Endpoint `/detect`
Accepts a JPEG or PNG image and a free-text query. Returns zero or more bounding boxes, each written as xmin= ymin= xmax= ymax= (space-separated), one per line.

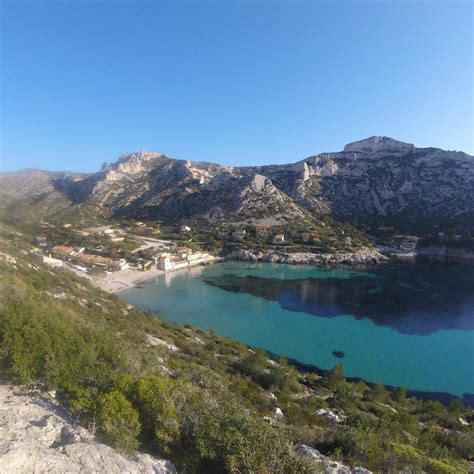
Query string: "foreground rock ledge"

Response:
xmin=0 ymin=384 xmax=176 ymax=473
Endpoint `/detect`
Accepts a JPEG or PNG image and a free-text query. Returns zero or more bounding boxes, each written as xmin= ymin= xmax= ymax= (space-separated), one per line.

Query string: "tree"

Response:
xmin=370 ymin=381 xmax=388 ymax=402
xmin=393 ymin=386 xmax=407 ymax=403
xmin=323 ymin=363 xmax=345 ymax=391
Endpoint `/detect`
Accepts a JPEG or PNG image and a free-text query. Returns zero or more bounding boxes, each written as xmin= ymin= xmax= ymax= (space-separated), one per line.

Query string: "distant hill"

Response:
xmin=2 ymin=136 xmax=473 ymax=233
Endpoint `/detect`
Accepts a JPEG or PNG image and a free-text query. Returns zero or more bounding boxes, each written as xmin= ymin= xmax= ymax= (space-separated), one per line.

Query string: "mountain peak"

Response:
xmin=343 ymin=136 xmax=414 ymax=154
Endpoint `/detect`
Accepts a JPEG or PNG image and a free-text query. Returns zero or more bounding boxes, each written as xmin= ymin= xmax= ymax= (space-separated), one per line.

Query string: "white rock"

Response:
xmin=146 ymin=335 xmax=179 ymax=352
xmin=315 ymin=408 xmax=343 ymax=423
xmin=0 ymin=384 xmax=176 ymax=473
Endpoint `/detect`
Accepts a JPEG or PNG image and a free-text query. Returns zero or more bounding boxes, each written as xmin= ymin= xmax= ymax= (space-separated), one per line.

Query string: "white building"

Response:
xmin=31 ymin=253 xmax=63 ymax=268
xmin=273 ymin=234 xmax=285 ymax=245
xmin=157 ymin=251 xmax=211 ymax=272
xmin=180 ymin=225 xmax=191 ymax=233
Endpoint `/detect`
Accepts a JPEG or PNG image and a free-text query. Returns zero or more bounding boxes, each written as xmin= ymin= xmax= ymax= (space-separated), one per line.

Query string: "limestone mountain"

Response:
xmin=1 ymin=137 xmax=473 ymax=232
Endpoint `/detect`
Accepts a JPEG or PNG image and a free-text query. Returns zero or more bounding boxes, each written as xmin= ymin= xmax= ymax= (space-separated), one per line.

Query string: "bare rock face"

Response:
xmin=343 ymin=136 xmax=414 ymax=155
xmin=0 ymin=384 xmax=176 ymax=473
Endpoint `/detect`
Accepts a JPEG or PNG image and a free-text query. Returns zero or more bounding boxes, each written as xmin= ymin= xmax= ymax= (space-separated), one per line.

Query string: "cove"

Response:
xmin=121 ymin=261 xmax=474 ymax=399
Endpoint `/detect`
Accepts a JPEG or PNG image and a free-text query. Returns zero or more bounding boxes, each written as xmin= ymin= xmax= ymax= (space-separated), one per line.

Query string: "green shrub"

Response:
xmin=132 ymin=374 xmax=181 ymax=449
xmin=96 ymin=390 xmax=141 ymax=453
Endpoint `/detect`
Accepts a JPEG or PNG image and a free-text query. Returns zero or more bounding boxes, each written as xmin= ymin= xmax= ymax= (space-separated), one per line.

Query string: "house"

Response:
xmin=255 ymin=224 xmax=268 ymax=236
xmin=231 ymin=229 xmax=246 ymax=240
xmin=301 ymin=231 xmax=320 ymax=243
xmin=76 ymin=253 xmax=129 ymax=271
xmin=273 ymin=234 xmax=285 ymax=245
xmin=180 ymin=225 xmax=191 ymax=233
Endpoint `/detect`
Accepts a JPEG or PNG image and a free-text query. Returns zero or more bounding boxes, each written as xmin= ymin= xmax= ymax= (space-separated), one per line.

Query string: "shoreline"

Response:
xmin=64 ymin=264 xmax=165 ymax=294
xmin=224 ymin=247 xmax=387 ymax=266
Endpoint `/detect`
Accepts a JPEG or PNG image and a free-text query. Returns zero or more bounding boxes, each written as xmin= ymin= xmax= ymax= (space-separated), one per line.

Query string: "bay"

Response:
xmin=121 ymin=261 xmax=474 ymax=398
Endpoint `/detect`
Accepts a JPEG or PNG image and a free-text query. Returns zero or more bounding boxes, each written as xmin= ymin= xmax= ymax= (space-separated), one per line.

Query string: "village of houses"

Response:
xmin=29 ymin=221 xmax=221 ymax=292
xmin=28 ymin=218 xmax=308 ymax=291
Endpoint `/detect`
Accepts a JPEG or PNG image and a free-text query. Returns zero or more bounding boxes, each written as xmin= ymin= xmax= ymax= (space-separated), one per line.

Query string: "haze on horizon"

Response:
xmin=1 ymin=0 xmax=472 ymax=173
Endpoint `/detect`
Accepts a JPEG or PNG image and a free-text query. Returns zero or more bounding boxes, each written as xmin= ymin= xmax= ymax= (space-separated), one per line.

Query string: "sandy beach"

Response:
xmin=64 ymin=264 xmax=165 ymax=293
xmin=93 ymin=267 xmax=165 ymax=293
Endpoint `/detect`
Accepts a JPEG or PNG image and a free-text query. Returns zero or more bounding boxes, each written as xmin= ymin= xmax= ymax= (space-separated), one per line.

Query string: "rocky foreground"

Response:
xmin=0 ymin=384 xmax=176 ymax=473
xmin=225 ymin=247 xmax=387 ymax=266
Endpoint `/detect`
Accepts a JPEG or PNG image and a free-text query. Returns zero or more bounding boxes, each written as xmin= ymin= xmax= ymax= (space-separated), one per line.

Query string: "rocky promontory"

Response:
xmin=225 ymin=247 xmax=387 ymax=266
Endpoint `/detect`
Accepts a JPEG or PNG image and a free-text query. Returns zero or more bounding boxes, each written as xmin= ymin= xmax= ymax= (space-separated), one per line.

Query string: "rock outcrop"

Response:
xmin=294 ymin=444 xmax=372 ymax=474
xmin=225 ymin=247 xmax=386 ymax=265
xmin=0 ymin=384 xmax=176 ymax=473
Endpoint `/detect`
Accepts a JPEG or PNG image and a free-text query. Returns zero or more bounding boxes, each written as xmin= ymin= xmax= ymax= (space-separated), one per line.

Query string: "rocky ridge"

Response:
xmin=0 ymin=384 xmax=176 ymax=473
xmin=2 ymin=136 xmax=472 ymax=232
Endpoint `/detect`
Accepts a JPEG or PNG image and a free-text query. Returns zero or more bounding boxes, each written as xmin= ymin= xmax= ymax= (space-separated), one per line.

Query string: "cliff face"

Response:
xmin=0 ymin=384 xmax=176 ymax=473
xmin=2 ymin=137 xmax=473 ymax=231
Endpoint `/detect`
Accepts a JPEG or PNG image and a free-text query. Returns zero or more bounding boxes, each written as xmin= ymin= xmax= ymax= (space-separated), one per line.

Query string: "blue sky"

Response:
xmin=1 ymin=1 xmax=472 ymax=172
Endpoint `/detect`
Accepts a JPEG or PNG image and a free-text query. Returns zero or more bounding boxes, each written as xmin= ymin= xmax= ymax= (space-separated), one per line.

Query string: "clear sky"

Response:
xmin=1 ymin=0 xmax=472 ymax=172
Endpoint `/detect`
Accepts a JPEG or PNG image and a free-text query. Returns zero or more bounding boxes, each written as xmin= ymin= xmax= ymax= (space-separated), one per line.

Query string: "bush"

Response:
xmin=96 ymin=390 xmax=141 ymax=453
xmin=131 ymin=374 xmax=181 ymax=449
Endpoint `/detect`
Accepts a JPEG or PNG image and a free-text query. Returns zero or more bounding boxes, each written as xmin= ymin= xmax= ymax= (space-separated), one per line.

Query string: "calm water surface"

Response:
xmin=122 ymin=261 xmax=474 ymax=398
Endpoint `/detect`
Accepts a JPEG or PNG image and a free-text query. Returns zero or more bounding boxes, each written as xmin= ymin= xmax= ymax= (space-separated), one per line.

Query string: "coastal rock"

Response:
xmin=0 ymin=384 xmax=176 ymax=473
xmin=225 ymin=248 xmax=386 ymax=266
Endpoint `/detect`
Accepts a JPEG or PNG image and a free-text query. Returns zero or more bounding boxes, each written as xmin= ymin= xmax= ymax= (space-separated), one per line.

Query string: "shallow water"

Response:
xmin=122 ymin=261 xmax=474 ymax=398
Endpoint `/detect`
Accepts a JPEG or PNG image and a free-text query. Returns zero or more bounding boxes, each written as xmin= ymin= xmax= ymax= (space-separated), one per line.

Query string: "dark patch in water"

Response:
xmin=332 ymin=350 xmax=345 ymax=358
xmin=202 ymin=262 xmax=474 ymax=335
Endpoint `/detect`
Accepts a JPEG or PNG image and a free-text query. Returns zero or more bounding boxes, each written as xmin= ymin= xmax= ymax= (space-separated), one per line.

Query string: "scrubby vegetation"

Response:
xmin=0 ymin=231 xmax=472 ymax=473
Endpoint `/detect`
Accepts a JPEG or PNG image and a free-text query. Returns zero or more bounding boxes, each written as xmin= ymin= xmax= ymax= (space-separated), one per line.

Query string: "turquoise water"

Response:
xmin=122 ymin=261 xmax=474 ymax=398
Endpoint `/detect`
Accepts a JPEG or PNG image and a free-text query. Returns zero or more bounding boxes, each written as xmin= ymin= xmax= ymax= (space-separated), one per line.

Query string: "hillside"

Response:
xmin=0 ymin=226 xmax=472 ymax=473
xmin=1 ymin=137 xmax=473 ymax=235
